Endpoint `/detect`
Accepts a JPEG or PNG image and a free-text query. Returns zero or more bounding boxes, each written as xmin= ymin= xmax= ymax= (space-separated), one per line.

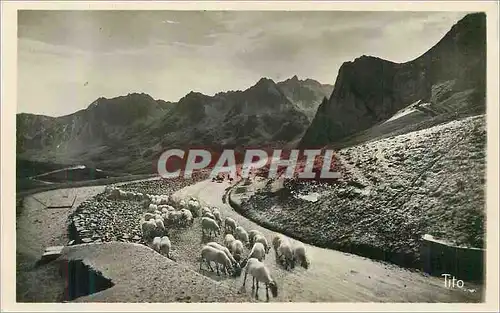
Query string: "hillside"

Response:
xmin=300 ymin=12 xmax=486 ymax=148
xmin=239 ymin=114 xmax=486 ymax=279
xmin=17 ymin=77 xmax=331 ymax=174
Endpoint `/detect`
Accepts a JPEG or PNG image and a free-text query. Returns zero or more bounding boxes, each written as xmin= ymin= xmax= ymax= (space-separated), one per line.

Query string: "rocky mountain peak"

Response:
xmin=299 ymin=12 xmax=486 ymax=148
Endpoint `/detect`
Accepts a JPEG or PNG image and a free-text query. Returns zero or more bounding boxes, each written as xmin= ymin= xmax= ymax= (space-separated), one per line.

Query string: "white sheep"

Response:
xmin=224 ymin=233 xmax=236 ymax=249
xmin=277 ymin=239 xmax=295 ymax=270
xmin=155 ymin=218 xmax=166 ymax=233
xmin=161 ymin=212 xmax=169 ymax=224
xmin=160 ymin=236 xmax=171 ymax=258
xmin=151 ymin=236 xmax=161 ymax=252
xmin=188 ymin=199 xmax=201 ymax=215
xmin=202 ymin=211 xmax=216 ymax=221
xmin=144 ymin=213 xmax=155 ymax=221
xmin=201 ymin=217 xmax=220 ymax=238
xmin=247 ymin=242 xmax=266 ymax=262
xmin=293 ymin=242 xmax=310 ymax=269
xmin=224 ymin=217 xmax=238 ymax=234
xmin=212 ymin=208 xmax=223 ymax=226
xmin=201 ymin=206 xmax=212 ymax=216
xmin=254 ymin=234 xmax=270 ymax=254
xmin=159 ymin=195 xmax=169 ymax=205
xmin=148 ymin=204 xmax=158 ymax=212
xmin=166 ymin=210 xmax=182 ymax=226
xmin=272 ymin=234 xmax=285 ymax=254
xmin=248 ymin=229 xmax=263 ymax=246
xmin=141 ymin=219 xmax=157 ymax=240
xmin=151 ymin=195 xmax=161 ymax=205
xmin=235 ymin=226 xmax=250 ymax=246
xmin=206 ymin=241 xmax=238 ymax=266
xmin=199 ymin=245 xmax=234 ymax=276
xmin=241 ymin=258 xmax=278 ymax=301
xmin=230 ymin=239 xmax=245 ymax=262
xmin=180 ymin=208 xmax=194 ymax=226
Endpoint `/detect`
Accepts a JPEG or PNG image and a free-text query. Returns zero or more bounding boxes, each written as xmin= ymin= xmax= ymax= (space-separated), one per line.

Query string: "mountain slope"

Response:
xmin=300 ymin=12 xmax=486 ymax=148
xmin=17 ymin=77 xmax=330 ymax=173
xmin=277 ymin=75 xmax=334 ymax=120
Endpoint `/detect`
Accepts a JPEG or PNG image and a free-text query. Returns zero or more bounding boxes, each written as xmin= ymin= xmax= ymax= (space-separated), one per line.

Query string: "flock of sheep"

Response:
xmin=104 ymin=186 xmax=310 ymax=301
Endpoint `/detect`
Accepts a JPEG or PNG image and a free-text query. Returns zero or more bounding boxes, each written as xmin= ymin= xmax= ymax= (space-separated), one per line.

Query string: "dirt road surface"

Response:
xmin=172 ymin=180 xmax=482 ymax=302
xmin=16 ymin=178 xmax=482 ymax=303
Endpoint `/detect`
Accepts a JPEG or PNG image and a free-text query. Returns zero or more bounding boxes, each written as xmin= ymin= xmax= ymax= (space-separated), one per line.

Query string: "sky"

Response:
xmin=17 ymin=10 xmax=469 ymax=117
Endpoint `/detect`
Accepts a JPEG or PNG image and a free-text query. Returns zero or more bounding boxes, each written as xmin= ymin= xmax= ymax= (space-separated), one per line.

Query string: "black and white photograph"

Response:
xmin=2 ymin=0 xmax=499 ymax=310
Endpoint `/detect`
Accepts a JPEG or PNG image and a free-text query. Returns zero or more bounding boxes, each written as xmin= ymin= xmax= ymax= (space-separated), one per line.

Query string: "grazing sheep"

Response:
xmin=159 ymin=195 xmax=169 ymax=205
xmin=200 ymin=245 xmax=234 ymax=276
xmin=212 ymin=208 xmax=223 ymax=226
xmin=179 ymin=199 xmax=187 ymax=209
xmin=186 ymin=199 xmax=201 ymax=217
xmin=151 ymin=236 xmax=162 ymax=252
xmin=201 ymin=217 xmax=220 ymax=238
xmin=235 ymin=226 xmax=250 ymax=246
xmin=293 ymin=242 xmax=310 ymax=269
xmin=224 ymin=233 xmax=236 ymax=249
xmin=159 ymin=205 xmax=169 ymax=213
xmin=230 ymin=239 xmax=245 ymax=262
xmin=206 ymin=242 xmax=238 ymax=267
xmin=202 ymin=211 xmax=216 ymax=221
xmin=247 ymin=242 xmax=266 ymax=262
xmin=155 ymin=218 xmax=166 ymax=233
xmin=161 ymin=212 xmax=169 ymax=225
xmin=277 ymin=240 xmax=295 ymax=270
xmin=148 ymin=204 xmax=158 ymax=212
xmin=166 ymin=210 xmax=182 ymax=226
xmin=201 ymin=207 xmax=212 ymax=216
xmin=248 ymin=230 xmax=263 ymax=246
xmin=254 ymin=234 xmax=270 ymax=254
xmin=144 ymin=213 xmax=155 ymax=221
xmin=272 ymin=234 xmax=285 ymax=254
xmin=160 ymin=236 xmax=171 ymax=258
xmin=241 ymin=258 xmax=278 ymax=301
xmin=180 ymin=208 xmax=194 ymax=226
xmin=224 ymin=217 xmax=238 ymax=234
xmin=141 ymin=219 xmax=157 ymax=240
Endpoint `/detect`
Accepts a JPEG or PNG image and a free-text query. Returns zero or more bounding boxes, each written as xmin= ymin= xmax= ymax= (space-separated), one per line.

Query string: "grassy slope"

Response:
xmin=238 ymin=115 xmax=485 ymax=268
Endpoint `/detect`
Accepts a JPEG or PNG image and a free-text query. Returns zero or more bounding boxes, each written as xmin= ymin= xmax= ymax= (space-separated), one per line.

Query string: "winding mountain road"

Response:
xmin=171 ymin=179 xmax=482 ymax=302
xmin=16 ymin=178 xmax=483 ymax=303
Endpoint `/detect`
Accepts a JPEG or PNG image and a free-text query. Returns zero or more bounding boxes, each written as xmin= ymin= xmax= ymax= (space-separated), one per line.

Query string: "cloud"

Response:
xmin=17 ymin=10 xmax=468 ymax=116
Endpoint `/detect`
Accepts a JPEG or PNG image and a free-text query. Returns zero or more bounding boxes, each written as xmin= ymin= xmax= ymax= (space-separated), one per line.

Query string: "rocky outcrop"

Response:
xmin=17 ymin=93 xmax=166 ymax=154
xmin=277 ymin=75 xmax=334 ymax=120
xmin=300 ymin=12 xmax=486 ymax=147
xmin=17 ymin=77 xmax=330 ymax=173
